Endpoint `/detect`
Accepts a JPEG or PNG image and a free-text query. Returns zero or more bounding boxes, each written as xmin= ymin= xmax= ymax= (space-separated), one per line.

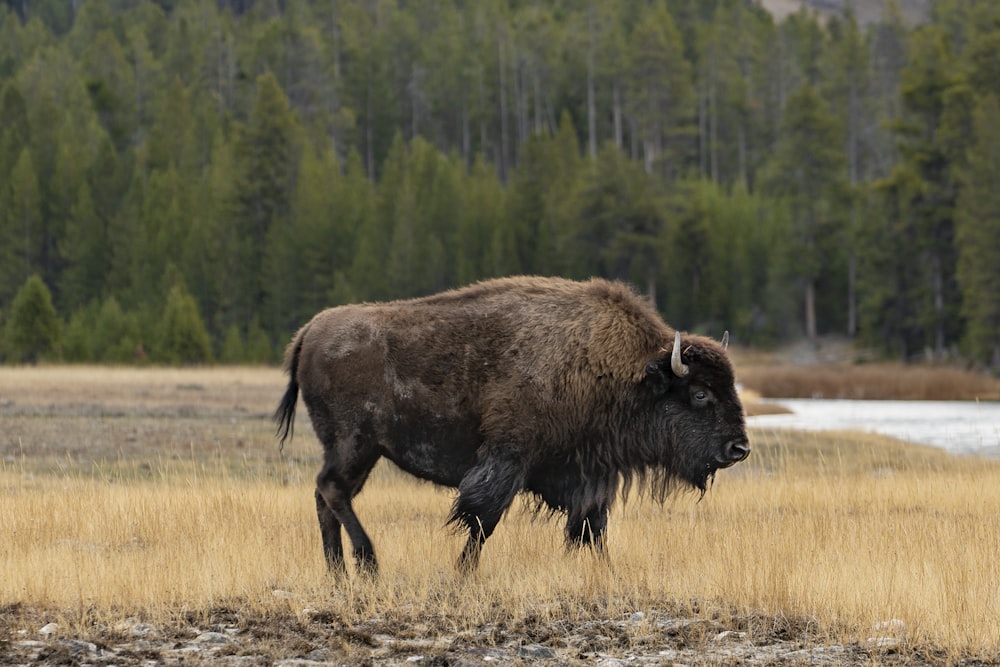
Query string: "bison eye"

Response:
xmin=691 ymin=388 xmax=712 ymax=407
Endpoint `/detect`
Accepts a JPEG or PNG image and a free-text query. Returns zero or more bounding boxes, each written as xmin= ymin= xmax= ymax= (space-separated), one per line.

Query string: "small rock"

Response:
xmin=868 ymin=636 xmax=902 ymax=649
xmin=405 ymin=656 xmax=425 ymax=663
xmin=39 ymin=623 xmax=59 ymax=637
xmin=131 ymin=623 xmax=160 ymax=638
xmin=13 ymin=640 xmax=47 ymax=650
xmin=193 ymin=631 xmax=237 ymax=644
xmin=873 ymin=618 xmax=906 ymax=635
xmin=868 ymin=618 xmax=906 ymax=650
xmin=517 ymin=644 xmax=556 ymax=659
xmin=63 ymin=639 xmax=99 ymax=656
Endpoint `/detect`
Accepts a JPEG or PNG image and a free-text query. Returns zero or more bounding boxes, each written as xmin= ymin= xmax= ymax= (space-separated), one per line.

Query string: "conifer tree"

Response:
xmin=220 ymin=324 xmax=246 ymax=364
xmin=93 ymin=296 xmax=142 ymax=363
xmin=625 ymin=3 xmax=694 ymax=179
xmin=4 ymin=274 xmax=60 ymax=363
xmin=62 ymin=304 xmax=98 ymax=363
xmin=59 ymin=183 xmax=106 ymax=309
xmin=760 ymin=84 xmax=846 ymax=342
xmin=8 ymin=148 xmax=41 ymax=285
xmin=156 ymin=283 xmax=213 ymax=364
xmin=875 ymin=25 xmax=964 ymax=357
xmin=231 ymin=71 xmax=300 ymax=332
xmin=956 ymin=94 xmax=1000 ymax=368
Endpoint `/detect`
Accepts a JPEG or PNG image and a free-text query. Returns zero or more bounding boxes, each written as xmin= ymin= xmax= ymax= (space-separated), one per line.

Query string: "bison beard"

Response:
xmin=274 ymin=276 xmax=749 ymax=575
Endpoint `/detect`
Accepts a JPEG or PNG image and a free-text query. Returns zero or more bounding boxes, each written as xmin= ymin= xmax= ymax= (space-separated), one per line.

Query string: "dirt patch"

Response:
xmin=2 ymin=603 xmax=937 ymax=666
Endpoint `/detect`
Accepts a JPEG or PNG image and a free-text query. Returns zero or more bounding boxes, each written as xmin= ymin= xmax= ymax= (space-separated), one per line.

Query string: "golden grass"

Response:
xmin=738 ymin=362 xmax=1000 ymax=401
xmin=3 ymin=365 xmax=1000 ymax=662
xmin=3 ymin=430 xmax=1000 ymax=659
xmin=0 ymin=364 xmax=279 ymax=413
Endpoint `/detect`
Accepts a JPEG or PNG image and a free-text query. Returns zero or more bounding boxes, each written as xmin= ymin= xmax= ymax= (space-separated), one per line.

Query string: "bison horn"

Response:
xmin=721 ymin=331 xmax=729 ymax=350
xmin=671 ymin=331 xmax=690 ymax=377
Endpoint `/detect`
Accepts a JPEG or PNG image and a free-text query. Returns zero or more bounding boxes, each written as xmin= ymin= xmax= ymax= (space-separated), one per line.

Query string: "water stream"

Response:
xmin=747 ymin=398 xmax=1000 ymax=456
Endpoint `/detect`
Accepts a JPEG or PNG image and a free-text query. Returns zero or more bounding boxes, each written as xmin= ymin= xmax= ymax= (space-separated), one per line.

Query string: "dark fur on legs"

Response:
xmin=449 ymin=451 xmax=527 ymax=572
xmin=314 ymin=448 xmax=381 ymax=576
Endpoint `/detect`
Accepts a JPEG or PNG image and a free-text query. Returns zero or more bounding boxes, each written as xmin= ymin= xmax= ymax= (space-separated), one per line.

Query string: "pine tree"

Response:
xmin=59 ymin=183 xmax=107 ymax=309
xmin=220 ymin=324 xmax=246 ymax=364
xmin=956 ymin=94 xmax=1000 ymax=368
xmin=760 ymin=84 xmax=846 ymax=342
xmin=625 ymin=3 xmax=695 ymax=179
xmin=8 ymin=148 xmax=41 ymax=286
xmin=230 ymin=71 xmax=300 ymax=332
xmin=62 ymin=303 xmax=98 ymax=363
xmin=880 ymin=25 xmax=965 ymax=358
xmin=353 ymin=132 xmax=406 ymax=301
xmin=4 ymin=274 xmax=60 ymax=363
xmin=456 ymin=154 xmax=505 ymax=284
xmin=92 ymin=296 xmax=143 ymax=363
xmin=0 ymin=82 xmax=30 ymax=303
xmin=156 ymin=284 xmax=213 ymax=365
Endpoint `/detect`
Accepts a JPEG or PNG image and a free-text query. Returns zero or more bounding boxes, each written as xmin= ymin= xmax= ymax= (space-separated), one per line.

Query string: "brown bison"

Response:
xmin=275 ymin=276 xmax=749 ymax=574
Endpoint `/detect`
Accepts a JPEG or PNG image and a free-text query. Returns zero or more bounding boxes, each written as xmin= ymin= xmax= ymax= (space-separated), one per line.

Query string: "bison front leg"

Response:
xmin=566 ymin=505 xmax=609 ymax=553
xmin=450 ymin=452 xmax=526 ymax=573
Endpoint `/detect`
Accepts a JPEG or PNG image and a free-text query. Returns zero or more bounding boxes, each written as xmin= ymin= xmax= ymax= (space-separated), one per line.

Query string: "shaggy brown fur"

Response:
xmin=276 ymin=276 xmax=749 ymax=574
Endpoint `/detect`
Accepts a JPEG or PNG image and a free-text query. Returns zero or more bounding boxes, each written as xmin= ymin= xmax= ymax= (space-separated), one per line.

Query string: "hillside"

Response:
xmin=759 ymin=0 xmax=930 ymax=25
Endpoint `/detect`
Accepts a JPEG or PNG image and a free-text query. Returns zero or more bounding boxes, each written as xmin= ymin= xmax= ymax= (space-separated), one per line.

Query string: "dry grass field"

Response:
xmin=738 ymin=361 xmax=1000 ymax=401
xmin=2 ymin=365 xmax=1000 ymax=665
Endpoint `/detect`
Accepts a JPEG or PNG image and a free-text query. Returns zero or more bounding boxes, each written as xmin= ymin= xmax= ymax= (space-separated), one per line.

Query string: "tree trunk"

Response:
xmin=698 ymin=76 xmax=707 ymax=178
xmin=533 ymin=70 xmax=543 ymax=136
xmin=613 ymin=80 xmax=623 ymax=150
xmin=497 ymin=23 xmax=509 ymax=182
xmin=365 ymin=82 xmax=375 ymax=182
xmin=805 ymin=279 xmax=817 ymax=343
xmin=587 ymin=7 xmax=597 ymax=159
xmin=708 ymin=53 xmax=718 ymax=184
xmin=847 ymin=250 xmax=857 ymax=337
xmin=933 ymin=254 xmax=944 ymax=358
xmin=646 ymin=268 xmax=657 ymax=309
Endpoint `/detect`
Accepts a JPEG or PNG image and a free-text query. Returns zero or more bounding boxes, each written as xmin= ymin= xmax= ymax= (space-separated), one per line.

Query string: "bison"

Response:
xmin=275 ymin=276 xmax=749 ymax=574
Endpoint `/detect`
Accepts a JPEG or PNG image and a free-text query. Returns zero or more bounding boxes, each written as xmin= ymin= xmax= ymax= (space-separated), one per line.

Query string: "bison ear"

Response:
xmin=643 ymin=357 xmax=673 ymax=394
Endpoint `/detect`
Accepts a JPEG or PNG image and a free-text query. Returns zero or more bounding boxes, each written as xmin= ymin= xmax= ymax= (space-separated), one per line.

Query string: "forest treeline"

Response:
xmin=1 ymin=0 xmax=999 ymax=368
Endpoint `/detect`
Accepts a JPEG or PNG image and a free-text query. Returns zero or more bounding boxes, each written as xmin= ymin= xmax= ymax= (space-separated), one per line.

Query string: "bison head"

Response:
xmin=642 ymin=331 xmax=750 ymax=492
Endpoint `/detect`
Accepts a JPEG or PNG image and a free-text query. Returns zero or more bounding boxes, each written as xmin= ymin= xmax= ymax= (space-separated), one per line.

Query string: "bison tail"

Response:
xmin=274 ymin=326 xmax=307 ymax=451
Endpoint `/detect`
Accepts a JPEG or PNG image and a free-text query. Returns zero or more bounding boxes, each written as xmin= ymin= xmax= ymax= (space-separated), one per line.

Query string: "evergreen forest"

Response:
xmin=1 ymin=0 xmax=1000 ymax=369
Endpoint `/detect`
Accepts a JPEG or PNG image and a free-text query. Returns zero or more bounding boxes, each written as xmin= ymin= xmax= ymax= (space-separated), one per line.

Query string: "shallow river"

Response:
xmin=747 ymin=398 xmax=1000 ymax=457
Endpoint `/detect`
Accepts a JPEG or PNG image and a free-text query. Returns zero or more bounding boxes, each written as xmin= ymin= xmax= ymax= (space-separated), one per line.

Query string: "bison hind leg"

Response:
xmin=315 ymin=489 xmax=346 ymax=573
xmin=315 ymin=445 xmax=381 ymax=577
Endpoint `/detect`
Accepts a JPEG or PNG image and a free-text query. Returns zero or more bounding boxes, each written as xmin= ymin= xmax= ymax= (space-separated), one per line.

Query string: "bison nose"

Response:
xmin=725 ymin=439 xmax=751 ymax=463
